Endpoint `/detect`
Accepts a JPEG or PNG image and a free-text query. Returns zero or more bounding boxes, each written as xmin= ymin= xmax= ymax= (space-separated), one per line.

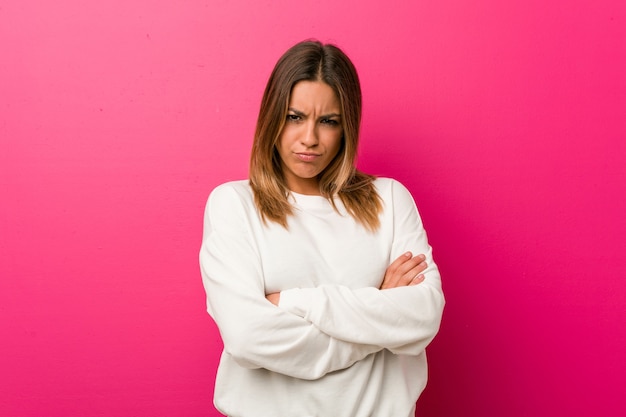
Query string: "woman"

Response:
xmin=200 ymin=40 xmax=444 ymax=417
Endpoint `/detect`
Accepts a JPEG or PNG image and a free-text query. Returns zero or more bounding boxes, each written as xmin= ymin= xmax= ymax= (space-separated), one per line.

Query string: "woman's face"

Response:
xmin=277 ymin=80 xmax=343 ymax=195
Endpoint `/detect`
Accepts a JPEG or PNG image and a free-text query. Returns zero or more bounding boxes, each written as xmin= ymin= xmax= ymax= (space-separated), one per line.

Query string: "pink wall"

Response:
xmin=1 ymin=0 xmax=624 ymax=416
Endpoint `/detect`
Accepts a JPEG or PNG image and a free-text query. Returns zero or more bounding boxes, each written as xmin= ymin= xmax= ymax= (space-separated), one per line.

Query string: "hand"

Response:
xmin=379 ymin=252 xmax=427 ymax=290
xmin=266 ymin=292 xmax=280 ymax=306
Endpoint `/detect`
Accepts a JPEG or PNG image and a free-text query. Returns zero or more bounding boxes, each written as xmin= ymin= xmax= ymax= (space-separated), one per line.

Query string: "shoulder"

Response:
xmin=373 ymin=177 xmax=413 ymax=199
xmin=204 ymin=180 xmax=257 ymax=232
xmin=210 ymin=179 xmax=252 ymax=195
xmin=372 ymin=177 xmax=419 ymax=216
xmin=208 ymin=180 xmax=254 ymax=204
xmin=206 ymin=180 xmax=256 ymax=216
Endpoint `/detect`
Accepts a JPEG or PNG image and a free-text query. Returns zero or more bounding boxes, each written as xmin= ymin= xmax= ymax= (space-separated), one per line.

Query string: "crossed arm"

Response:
xmin=266 ymin=251 xmax=428 ymax=305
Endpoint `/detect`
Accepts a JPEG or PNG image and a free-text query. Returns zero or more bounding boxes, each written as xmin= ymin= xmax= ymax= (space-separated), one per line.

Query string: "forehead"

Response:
xmin=289 ymin=81 xmax=340 ymax=111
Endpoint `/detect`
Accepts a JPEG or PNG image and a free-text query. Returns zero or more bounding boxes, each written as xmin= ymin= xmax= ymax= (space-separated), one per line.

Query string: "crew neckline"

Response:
xmin=288 ymin=190 xmax=341 ymax=212
xmin=289 ymin=190 xmax=326 ymax=198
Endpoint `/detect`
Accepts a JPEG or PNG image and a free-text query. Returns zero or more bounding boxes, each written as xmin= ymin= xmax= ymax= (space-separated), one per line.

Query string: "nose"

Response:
xmin=300 ymin=121 xmax=318 ymax=147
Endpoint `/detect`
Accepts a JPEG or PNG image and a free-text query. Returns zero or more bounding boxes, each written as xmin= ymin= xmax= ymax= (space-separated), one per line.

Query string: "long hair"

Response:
xmin=249 ymin=40 xmax=382 ymax=231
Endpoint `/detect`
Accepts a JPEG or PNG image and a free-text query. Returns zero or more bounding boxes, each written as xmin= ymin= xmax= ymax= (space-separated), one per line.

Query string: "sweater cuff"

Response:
xmin=278 ymin=288 xmax=311 ymax=318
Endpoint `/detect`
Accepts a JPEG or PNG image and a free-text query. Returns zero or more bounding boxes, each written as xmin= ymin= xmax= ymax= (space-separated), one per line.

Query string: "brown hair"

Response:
xmin=249 ymin=40 xmax=382 ymax=230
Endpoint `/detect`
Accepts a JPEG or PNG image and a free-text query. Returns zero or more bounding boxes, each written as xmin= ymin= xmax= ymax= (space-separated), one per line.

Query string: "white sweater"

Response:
xmin=200 ymin=177 xmax=444 ymax=417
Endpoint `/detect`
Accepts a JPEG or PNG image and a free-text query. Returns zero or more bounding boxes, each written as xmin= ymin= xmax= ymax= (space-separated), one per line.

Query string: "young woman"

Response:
xmin=200 ymin=40 xmax=444 ymax=417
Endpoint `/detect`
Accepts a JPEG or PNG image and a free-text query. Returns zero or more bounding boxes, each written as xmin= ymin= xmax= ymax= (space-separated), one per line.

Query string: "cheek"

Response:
xmin=278 ymin=126 xmax=295 ymax=150
xmin=328 ymin=132 xmax=343 ymax=158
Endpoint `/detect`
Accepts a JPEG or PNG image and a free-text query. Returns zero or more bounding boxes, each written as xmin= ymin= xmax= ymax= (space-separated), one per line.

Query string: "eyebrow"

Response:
xmin=288 ymin=107 xmax=342 ymax=118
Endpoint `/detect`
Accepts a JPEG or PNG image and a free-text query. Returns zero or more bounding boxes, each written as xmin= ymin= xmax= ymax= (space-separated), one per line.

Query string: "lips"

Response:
xmin=295 ymin=152 xmax=320 ymax=162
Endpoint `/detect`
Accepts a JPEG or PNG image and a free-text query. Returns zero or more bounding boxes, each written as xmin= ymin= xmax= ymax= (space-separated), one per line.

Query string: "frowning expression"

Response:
xmin=276 ymin=80 xmax=343 ymax=195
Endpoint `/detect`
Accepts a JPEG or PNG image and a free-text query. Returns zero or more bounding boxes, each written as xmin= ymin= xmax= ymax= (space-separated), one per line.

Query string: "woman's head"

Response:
xmin=250 ymin=40 xmax=381 ymax=230
xmin=250 ymin=40 xmax=362 ymax=196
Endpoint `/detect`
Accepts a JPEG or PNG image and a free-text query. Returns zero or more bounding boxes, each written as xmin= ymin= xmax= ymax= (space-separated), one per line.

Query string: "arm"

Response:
xmin=267 ymin=251 xmax=428 ymax=302
xmin=200 ymin=184 xmax=381 ymax=380
xmin=275 ymin=180 xmax=445 ymax=355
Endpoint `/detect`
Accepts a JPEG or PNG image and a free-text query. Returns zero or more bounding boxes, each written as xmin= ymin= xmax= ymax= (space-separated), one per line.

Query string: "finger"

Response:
xmin=409 ymin=274 xmax=426 ymax=286
xmin=381 ymin=253 xmax=427 ymax=289
xmin=413 ymin=258 xmax=428 ymax=275
xmin=399 ymin=257 xmax=428 ymax=285
xmin=381 ymin=252 xmax=413 ymax=288
xmin=395 ymin=254 xmax=426 ymax=278
xmin=386 ymin=252 xmax=413 ymax=275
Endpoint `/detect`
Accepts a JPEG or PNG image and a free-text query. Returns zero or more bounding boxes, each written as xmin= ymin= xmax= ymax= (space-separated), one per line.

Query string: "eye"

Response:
xmin=286 ymin=114 xmax=301 ymax=122
xmin=321 ymin=118 xmax=339 ymax=126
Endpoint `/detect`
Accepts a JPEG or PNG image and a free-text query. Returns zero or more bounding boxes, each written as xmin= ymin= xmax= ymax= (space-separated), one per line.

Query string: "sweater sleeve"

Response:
xmin=278 ymin=179 xmax=445 ymax=355
xmin=199 ymin=184 xmax=381 ymax=380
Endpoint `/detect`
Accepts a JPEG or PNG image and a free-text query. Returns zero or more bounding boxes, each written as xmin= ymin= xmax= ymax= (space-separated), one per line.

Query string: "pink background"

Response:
xmin=1 ymin=0 xmax=625 ymax=416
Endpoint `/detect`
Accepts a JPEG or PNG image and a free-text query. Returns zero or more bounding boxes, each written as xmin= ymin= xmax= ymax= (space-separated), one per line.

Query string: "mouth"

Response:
xmin=295 ymin=152 xmax=321 ymax=162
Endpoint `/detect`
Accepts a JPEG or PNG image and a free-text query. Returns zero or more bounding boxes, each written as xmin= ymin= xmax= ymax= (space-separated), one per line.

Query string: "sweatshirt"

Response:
xmin=199 ymin=177 xmax=444 ymax=417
